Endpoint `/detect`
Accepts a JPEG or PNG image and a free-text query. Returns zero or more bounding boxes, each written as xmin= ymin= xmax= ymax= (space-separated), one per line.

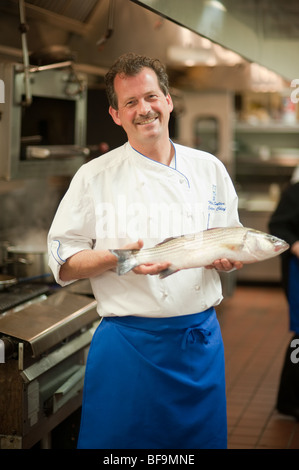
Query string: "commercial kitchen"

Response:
xmin=0 ymin=0 xmax=299 ymax=449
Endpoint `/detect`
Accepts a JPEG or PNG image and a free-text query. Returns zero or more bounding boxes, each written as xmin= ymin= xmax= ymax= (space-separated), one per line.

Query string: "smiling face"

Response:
xmin=109 ymin=67 xmax=173 ymax=153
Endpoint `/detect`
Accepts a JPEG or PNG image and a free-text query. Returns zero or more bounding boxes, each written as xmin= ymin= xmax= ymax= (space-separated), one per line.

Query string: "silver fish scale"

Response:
xmin=134 ymin=227 xmax=248 ymax=265
xmin=111 ymin=226 xmax=289 ymax=276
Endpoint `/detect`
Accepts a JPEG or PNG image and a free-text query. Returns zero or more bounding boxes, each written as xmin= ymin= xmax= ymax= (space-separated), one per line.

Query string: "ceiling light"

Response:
xmin=204 ymin=0 xmax=227 ymax=12
xmin=167 ymin=46 xmax=216 ymax=66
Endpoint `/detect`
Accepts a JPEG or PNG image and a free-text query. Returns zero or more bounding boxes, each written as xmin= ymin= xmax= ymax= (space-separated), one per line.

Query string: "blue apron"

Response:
xmin=77 ymin=308 xmax=227 ymax=449
xmin=288 ymin=256 xmax=299 ymax=334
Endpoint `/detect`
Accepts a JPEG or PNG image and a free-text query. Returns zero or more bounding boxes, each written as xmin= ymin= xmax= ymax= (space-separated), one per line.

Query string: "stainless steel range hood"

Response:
xmin=0 ymin=0 xmax=293 ymax=90
xmin=132 ymin=0 xmax=299 ymax=81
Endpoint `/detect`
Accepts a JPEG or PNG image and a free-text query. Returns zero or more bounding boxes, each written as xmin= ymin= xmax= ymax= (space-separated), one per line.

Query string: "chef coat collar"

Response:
xmin=129 ymin=139 xmax=176 ymax=169
xmin=127 ymin=141 xmax=190 ymax=188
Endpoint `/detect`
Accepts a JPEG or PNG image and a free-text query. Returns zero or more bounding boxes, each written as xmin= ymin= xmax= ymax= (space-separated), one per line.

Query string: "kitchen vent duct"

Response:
xmin=25 ymin=0 xmax=99 ymax=23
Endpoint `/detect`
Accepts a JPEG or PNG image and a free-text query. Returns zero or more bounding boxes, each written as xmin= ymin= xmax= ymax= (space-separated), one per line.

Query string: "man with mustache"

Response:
xmin=48 ymin=53 xmax=242 ymax=449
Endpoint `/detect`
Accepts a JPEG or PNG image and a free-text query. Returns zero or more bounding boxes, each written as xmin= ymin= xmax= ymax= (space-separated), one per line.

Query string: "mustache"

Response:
xmin=134 ymin=112 xmax=159 ymax=125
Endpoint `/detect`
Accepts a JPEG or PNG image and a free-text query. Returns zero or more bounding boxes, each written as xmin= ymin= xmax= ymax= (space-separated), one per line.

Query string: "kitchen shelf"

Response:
xmin=235 ymin=122 xmax=299 ymax=133
xmin=234 ymin=121 xmax=299 ymax=183
xmin=234 ymin=119 xmax=299 ymax=282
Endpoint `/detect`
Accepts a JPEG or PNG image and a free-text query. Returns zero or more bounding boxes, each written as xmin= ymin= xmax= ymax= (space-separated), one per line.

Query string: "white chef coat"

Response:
xmin=48 ymin=141 xmax=241 ymax=318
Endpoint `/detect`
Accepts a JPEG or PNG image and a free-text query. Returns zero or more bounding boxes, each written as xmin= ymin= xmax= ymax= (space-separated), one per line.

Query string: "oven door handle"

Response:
xmin=51 ymin=365 xmax=86 ymax=414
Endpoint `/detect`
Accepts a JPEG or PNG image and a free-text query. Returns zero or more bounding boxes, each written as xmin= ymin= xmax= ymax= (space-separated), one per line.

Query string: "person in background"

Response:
xmin=269 ymin=165 xmax=299 ymax=421
xmin=48 ymin=53 xmax=243 ymax=449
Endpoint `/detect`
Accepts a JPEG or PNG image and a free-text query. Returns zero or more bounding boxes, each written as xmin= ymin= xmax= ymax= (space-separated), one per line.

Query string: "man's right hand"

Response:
xmin=123 ymin=239 xmax=171 ymax=276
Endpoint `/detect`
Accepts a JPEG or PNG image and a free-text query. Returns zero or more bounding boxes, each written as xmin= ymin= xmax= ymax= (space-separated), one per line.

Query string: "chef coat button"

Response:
xmin=179 ymin=179 xmax=185 ymax=184
xmin=194 ymin=285 xmax=201 ymax=291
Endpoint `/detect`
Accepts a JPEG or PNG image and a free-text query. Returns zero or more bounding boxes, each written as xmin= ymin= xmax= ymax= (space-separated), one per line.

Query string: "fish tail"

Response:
xmin=109 ymin=249 xmax=138 ymax=275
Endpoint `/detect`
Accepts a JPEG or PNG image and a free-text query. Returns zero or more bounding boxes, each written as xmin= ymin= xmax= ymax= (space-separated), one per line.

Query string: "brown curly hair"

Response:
xmin=105 ymin=53 xmax=169 ymax=110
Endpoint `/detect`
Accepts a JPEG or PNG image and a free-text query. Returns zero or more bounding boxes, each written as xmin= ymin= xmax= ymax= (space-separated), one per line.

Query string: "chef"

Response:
xmin=48 ymin=53 xmax=242 ymax=449
xmin=269 ymin=166 xmax=299 ymax=420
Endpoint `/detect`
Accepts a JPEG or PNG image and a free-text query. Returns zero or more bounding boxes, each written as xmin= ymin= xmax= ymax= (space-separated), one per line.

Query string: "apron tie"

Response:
xmin=181 ymin=326 xmax=211 ymax=350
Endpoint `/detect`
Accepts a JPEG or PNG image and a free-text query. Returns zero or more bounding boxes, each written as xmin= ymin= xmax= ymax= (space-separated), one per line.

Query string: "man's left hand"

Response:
xmin=205 ymin=259 xmax=243 ymax=272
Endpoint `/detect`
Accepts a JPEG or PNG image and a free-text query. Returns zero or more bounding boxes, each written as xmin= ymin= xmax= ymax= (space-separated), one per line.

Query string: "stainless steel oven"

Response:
xmin=0 ymin=62 xmax=88 ymax=180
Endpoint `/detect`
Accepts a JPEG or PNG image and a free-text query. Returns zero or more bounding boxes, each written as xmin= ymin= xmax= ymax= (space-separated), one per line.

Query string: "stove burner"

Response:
xmin=0 ymin=283 xmax=50 ymax=313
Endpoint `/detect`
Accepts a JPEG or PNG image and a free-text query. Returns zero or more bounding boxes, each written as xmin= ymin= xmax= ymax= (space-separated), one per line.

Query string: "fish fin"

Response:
xmin=156 ymin=233 xmax=196 ymax=246
xmin=109 ymin=249 xmax=137 ymax=275
xmin=159 ymin=267 xmax=180 ymax=279
xmin=156 ymin=235 xmax=182 ymax=246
